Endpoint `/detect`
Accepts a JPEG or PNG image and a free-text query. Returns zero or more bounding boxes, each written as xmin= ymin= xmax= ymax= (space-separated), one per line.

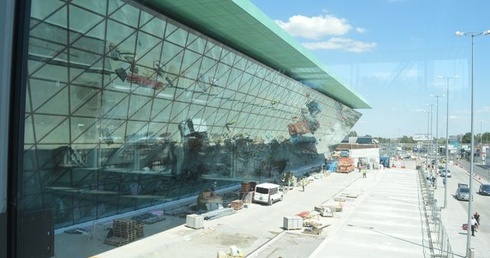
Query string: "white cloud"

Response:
xmin=370 ymin=72 xmax=391 ymax=80
xmin=403 ymin=68 xmax=420 ymax=78
xmin=276 ymin=14 xmax=376 ymax=53
xmin=275 ymin=15 xmax=351 ymax=39
xmin=476 ymin=106 xmax=490 ymax=114
xmin=302 ymin=37 xmax=377 ymax=53
xmin=356 ymin=28 xmax=366 ymax=33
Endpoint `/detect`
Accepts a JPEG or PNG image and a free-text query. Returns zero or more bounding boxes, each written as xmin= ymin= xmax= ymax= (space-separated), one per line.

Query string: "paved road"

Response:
xmin=433 ymin=160 xmax=490 ymax=258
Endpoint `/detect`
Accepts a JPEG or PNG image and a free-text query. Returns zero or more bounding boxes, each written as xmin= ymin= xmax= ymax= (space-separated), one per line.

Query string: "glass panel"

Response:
xmin=220 ymin=50 xmax=234 ymax=66
xmin=24 ymin=117 xmax=35 ymax=145
xmin=135 ymin=31 xmax=162 ymax=67
xmin=36 ymin=87 xmax=69 ymax=115
xmin=29 ymin=78 xmax=66 ymax=111
xmin=71 ymin=68 xmax=104 ymax=89
xmin=31 ymin=114 xmax=67 ymax=142
xmin=181 ymin=49 xmax=202 ymax=80
xmin=204 ymin=41 xmax=222 ymax=60
xmin=128 ymin=95 xmax=152 ymax=120
xmin=106 ymin=20 xmax=137 ymax=51
xmin=227 ymin=67 xmax=243 ymax=91
xmin=72 ymin=1 xmax=107 ymax=16
xmin=162 ymin=43 xmax=184 ymax=79
xmin=42 ymin=5 xmax=67 ymax=31
xmin=150 ymin=97 xmax=172 ymax=116
xmin=186 ymin=35 xmax=206 ymax=54
xmin=69 ymin=5 xmax=105 ymax=44
xmin=109 ymin=2 xmax=140 ymax=28
xmin=234 ymin=56 xmax=246 ymax=71
xmin=140 ymin=15 xmax=166 ymax=38
xmin=102 ymin=91 xmax=129 ymax=119
xmin=30 ymin=0 xmax=64 ymax=21
xmin=19 ymin=3 xmax=365 ymax=257
xmin=70 ymin=117 xmax=98 ymax=144
xmin=39 ymin=120 xmax=70 ymax=144
xmin=165 ymin=24 xmax=188 ymax=46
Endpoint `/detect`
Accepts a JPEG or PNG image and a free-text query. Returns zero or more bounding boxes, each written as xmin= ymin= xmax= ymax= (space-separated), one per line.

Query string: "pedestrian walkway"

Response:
xmin=93 ymin=162 xmax=436 ymax=258
xmin=311 ymin=165 xmax=430 ymax=257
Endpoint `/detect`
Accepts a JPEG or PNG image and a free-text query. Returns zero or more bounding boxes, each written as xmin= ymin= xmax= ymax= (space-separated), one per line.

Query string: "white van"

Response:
xmin=253 ymin=183 xmax=283 ymax=205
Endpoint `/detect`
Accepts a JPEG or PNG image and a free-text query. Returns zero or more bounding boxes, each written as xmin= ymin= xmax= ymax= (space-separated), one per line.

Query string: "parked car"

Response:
xmin=478 ymin=184 xmax=490 ymax=196
xmin=456 ymin=183 xmax=471 ymax=201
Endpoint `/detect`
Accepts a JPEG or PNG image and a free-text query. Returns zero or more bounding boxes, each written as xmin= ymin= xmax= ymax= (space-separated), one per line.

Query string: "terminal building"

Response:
xmin=0 ymin=0 xmax=369 ymax=256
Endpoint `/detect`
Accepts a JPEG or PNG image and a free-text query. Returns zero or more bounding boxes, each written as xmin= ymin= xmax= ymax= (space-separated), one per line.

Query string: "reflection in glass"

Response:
xmin=23 ymin=0 xmax=361 ymax=231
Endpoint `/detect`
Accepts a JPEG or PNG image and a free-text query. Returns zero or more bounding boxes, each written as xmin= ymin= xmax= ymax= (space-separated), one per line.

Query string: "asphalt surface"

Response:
xmin=433 ymin=160 xmax=490 ymax=258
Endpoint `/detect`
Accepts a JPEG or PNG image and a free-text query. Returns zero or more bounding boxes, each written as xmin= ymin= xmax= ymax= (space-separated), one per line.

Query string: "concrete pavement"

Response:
xmin=53 ymin=159 xmax=490 ymax=258
xmin=92 ymin=161 xmax=443 ymax=258
xmin=310 ymin=166 xmax=430 ymax=258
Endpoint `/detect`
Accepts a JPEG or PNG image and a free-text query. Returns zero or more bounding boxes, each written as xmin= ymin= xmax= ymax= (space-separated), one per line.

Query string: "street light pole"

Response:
xmin=456 ymin=29 xmax=490 ymax=257
xmin=481 ymin=120 xmax=483 ymax=163
xmin=425 ymin=110 xmax=430 ymax=156
xmin=438 ymin=75 xmax=458 ymax=209
xmin=431 ymin=94 xmax=444 ymax=188
xmin=428 ymin=104 xmax=434 ymax=161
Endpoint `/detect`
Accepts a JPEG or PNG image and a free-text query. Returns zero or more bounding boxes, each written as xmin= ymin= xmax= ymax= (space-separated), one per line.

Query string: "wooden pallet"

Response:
xmin=112 ymin=219 xmax=144 ymax=240
xmin=104 ymin=236 xmax=129 ymax=247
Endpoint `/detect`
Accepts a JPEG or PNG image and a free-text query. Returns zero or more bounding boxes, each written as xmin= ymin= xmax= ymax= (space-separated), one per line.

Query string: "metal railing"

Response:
xmin=418 ymin=166 xmax=454 ymax=257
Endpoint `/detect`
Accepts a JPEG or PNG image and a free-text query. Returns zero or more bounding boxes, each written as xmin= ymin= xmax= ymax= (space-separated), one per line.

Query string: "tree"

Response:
xmin=377 ymin=137 xmax=391 ymax=144
xmin=348 ymin=131 xmax=358 ymax=137
xmin=483 ymin=132 xmax=490 ymax=144
xmin=399 ymin=135 xmax=416 ymax=144
xmin=461 ymin=133 xmax=473 ymax=144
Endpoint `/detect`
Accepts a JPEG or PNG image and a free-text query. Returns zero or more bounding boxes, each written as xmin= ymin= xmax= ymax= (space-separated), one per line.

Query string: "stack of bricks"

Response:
xmin=104 ymin=219 xmax=144 ymax=246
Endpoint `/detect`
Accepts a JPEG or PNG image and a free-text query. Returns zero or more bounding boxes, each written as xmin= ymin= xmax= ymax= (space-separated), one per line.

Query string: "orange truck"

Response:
xmin=336 ymin=150 xmax=355 ymax=173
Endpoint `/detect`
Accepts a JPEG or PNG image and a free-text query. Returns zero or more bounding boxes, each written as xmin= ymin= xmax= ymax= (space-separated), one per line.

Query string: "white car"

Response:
xmin=439 ymin=169 xmax=451 ymax=178
xmin=456 ymin=183 xmax=470 ymax=201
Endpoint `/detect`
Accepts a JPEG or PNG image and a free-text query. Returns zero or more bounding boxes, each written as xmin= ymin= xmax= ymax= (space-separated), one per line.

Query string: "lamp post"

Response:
xmin=425 ymin=110 xmax=430 ymax=156
xmin=438 ymin=75 xmax=458 ymax=209
xmin=455 ymin=29 xmax=490 ymax=257
xmin=428 ymin=104 xmax=434 ymax=161
xmin=431 ymin=94 xmax=444 ymax=187
xmin=480 ymin=120 xmax=483 ymax=163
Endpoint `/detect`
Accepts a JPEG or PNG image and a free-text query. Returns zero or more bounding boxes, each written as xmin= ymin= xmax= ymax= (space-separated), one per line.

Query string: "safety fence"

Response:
xmin=418 ymin=167 xmax=454 ymax=258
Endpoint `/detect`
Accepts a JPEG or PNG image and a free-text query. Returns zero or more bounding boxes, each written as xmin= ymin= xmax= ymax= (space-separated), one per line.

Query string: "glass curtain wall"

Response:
xmin=23 ymin=0 xmax=361 ymax=229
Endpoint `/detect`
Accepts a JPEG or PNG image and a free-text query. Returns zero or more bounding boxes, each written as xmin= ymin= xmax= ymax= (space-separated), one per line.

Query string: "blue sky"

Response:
xmin=250 ymin=0 xmax=490 ymax=139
